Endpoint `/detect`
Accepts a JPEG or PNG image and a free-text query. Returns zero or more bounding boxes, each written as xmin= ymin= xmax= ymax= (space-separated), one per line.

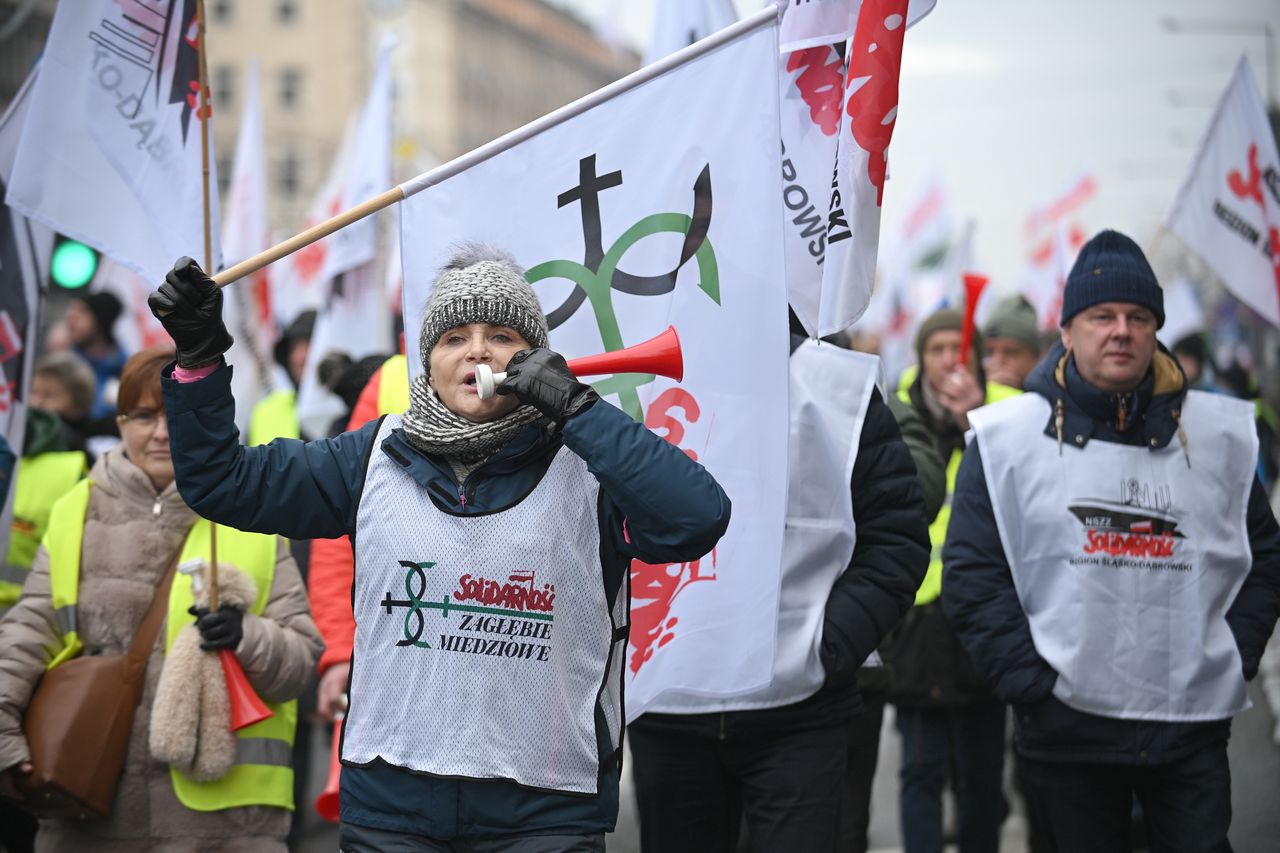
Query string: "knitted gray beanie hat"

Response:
xmin=419 ymin=243 xmax=549 ymax=370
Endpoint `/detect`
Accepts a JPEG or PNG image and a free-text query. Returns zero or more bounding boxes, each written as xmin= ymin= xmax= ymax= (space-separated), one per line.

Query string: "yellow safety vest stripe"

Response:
xmin=43 ymin=481 xmax=295 ymax=811
xmin=376 ymin=354 xmax=410 ymax=415
xmin=248 ymin=390 xmax=300 ymax=446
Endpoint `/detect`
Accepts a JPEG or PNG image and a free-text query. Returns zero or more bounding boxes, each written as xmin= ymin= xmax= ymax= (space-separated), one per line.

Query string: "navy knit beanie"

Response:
xmin=1060 ymin=230 xmax=1164 ymax=328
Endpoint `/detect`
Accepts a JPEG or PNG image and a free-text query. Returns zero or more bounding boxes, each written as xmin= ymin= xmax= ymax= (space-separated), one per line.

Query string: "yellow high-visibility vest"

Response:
xmin=43 ymin=480 xmax=296 ymax=812
xmin=898 ymin=382 xmax=1021 ymax=605
xmin=1 ymin=452 xmax=86 ymax=605
xmin=376 ymin=354 xmax=410 ymax=415
xmin=248 ymin=390 xmax=299 ymax=446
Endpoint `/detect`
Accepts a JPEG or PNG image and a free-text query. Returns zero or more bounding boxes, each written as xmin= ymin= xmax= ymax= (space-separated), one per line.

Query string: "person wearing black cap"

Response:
xmin=942 ymin=229 xmax=1280 ymax=851
xmin=63 ymin=291 xmax=127 ymax=420
xmin=248 ymin=310 xmax=317 ymax=445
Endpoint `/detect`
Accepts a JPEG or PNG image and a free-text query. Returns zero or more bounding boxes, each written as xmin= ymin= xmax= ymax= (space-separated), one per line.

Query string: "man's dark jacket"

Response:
xmin=161 ymin=362 xmax=731 ymax=840
xmin=942 ymin=342 xmax=1280 ymax=764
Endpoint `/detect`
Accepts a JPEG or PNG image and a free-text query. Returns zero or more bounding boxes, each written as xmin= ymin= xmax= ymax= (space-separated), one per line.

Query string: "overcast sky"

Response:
xmin=549 ymin=0 xmax=1280 ymax=286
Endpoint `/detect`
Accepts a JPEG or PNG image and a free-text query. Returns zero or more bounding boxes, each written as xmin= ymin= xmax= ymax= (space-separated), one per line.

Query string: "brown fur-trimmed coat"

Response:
xmin=0 ymin=445 xmax=324 ymax=852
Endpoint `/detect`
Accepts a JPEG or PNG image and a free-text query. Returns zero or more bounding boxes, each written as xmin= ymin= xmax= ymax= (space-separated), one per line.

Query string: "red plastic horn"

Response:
xmin=315 ymin=717 xmax=344 ymax=822
xmin=476 ymin=325 xmax=684 ymax=399
xmin=220 ymin=649 xmax=273 ymax=731
xmin=959 ymin=273 xmax=989 ymax=367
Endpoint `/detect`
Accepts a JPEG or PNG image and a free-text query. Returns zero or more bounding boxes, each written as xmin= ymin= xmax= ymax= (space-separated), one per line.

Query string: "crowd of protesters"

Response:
xmin=0 ymin=229 xmax=1279 ymax=853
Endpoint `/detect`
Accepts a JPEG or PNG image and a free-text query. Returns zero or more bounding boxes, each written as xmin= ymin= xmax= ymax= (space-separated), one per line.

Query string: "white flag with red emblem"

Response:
xmin=5 ymin=0 xmax=220 ymax=281
xmin=1165 ymin=57 xmax=1280 ymax=327
xmin=778 ymin=0 xmax=927 ymax=337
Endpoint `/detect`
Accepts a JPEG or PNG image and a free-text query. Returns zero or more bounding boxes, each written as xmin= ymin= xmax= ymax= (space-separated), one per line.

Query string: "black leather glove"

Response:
xmin=497 ymin=348 xmax=599 ymax=425
xmin=147 ymin=257 xmax=233 ymax=368
xmin=188 ymin=605 xmax=245 ymax=652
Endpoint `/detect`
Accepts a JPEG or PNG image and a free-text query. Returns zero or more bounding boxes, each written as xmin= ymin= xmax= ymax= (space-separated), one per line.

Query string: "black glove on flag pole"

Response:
xmin=148 ymin=257 xmax=234 ymax=369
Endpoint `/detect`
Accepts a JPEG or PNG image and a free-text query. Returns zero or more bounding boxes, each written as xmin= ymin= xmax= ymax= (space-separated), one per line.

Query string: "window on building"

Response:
xmin=214 ymin=64 xmax=235 ymax=111
xmin=276 ymin=0 xmax=298 ymax=24
xmin=211 ymin=0 xmax=233 ymax=23
xmin=279 ymin=151 xmax=301 ymax=198
xmin=278 ymin=67 xmax=301 ymax=110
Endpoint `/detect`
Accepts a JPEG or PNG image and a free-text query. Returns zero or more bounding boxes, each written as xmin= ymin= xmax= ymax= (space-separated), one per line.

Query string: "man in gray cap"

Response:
xmin=943 ymin=229 xmax=1280 ymax=851
xmin=981 ymin=294 xmax=1042 ymax=390
xmin=148 ymin=245 xmax=731 ymax=852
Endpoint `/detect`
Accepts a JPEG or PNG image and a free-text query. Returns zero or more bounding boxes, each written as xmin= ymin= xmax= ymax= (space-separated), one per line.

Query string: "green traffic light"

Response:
xmin=51 ymin=240 xmax=98 ymax=289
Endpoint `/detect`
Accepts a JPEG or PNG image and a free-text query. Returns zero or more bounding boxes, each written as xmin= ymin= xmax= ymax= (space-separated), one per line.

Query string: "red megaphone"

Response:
xmin=959 ymin=273 xmax=989 ymax=367
xmin=315 ymin=716 xmax=344 ymax=822
xmin=475 ymin=326 xmax=684 ymax=399
xmin=219 ymin=649 xmax=273 ymax=731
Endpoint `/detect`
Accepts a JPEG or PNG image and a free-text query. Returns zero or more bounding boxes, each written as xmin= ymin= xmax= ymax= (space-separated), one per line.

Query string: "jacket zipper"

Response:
xmin=152 ymin=499 xmax=162 ymax=516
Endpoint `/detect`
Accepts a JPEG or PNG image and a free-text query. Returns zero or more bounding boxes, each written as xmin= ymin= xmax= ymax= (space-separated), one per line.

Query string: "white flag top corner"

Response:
xmin=399 ymin=14 xmax=789 ymax=717
xmin=6 ymin=0 xmax=221 ymax=282
xmin=1164 ymin=56 xmax=1280 ymax=327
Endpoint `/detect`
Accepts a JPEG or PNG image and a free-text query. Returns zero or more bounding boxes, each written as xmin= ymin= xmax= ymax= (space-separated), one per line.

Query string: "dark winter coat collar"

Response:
xmin=1024 ymin=341 xmax=1188 ymax=452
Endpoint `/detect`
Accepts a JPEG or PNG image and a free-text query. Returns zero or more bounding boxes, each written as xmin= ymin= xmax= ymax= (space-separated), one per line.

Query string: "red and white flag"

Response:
xmin=779 ymin=0 xmax=928 ymax=336
xmin=221 ymin=60 xmax=275 ymax=433
xmin=1165 ymin=56 xmax=1280 ymax=327
xmin=5 ymin=0 xmax=220 ymax=281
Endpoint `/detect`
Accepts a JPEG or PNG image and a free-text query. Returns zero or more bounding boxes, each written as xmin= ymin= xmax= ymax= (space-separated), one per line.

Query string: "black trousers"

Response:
xmin=1019 ymin=743 xmax=1233 ymax=853
xmin=838 ymin=689 xmax=886 ymax=853
xmin=629 ymin=713 xmax=849 ymax=853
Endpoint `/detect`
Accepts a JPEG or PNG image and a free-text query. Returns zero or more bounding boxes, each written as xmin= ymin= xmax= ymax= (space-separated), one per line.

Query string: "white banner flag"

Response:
xmin=6 ymin=0 xmax=220 ymax=282
xmin=0 ymin=73 xmax=52 ymax=546
xmin=644 ymin=0 xmax=738 ymax=66
xmin=400 ymin=19 xmax=789 ymax=717
xmin=778 ymin=0 xmax=935 ymax=54
xmin=1165 ymin=57 xmax=1280 ymax=327
xmin=221 ymin=60 xmax=274 ymax=434
xmin=778 ymin=0 xmax=915 ymax=337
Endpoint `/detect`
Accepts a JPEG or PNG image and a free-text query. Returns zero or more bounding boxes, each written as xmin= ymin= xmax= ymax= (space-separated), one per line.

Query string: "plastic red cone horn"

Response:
xmin=475 ymin=325 xmax=684 ymax=400
xmin=315 ymin=716 xmax=344 ymax=822
xmin=219 ymin=649 xmax=273 ymax=731
xmin=959 ymin=273 xmax=990 ymax=367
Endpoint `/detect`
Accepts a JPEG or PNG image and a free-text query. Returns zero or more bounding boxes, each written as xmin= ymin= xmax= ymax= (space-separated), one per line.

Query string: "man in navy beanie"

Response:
xmin=940 ymin=229 xmax=1280 ymax=851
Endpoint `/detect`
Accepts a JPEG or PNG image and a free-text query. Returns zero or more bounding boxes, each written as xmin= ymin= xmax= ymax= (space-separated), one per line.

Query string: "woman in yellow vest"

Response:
xmin=0 ymin=347 xmax=323 ymax=852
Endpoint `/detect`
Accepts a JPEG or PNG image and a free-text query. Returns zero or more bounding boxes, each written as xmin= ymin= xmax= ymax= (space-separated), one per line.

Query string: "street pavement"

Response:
xmin=297 ymin=681 xmax=1280 ymax=852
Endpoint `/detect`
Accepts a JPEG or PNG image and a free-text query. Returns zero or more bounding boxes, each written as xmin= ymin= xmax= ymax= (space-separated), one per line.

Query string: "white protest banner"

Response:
xmin=6 ymin=0 xmax=220 ymax=281
xmin=644 ymin=0 xmax=738 ymax=66
xmin=779 ymin=0 xmax=935 ymax=53
xmin=1165 ymin=57 xmax=1280 ymax=327
xmin=221 ymin=60 xmax=275 ymax=433
xmin=400 ymin=15 xmax=789 ymax=717
xmin=0 ymin=72 xmax=52 ymax=548
xmin=778 ymin=0 xmax=916 ymax=336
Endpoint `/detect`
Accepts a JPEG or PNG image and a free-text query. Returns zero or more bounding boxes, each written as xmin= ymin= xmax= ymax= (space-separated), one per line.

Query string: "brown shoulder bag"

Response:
xmin=10 ymin=558 xmax=178 ymax=819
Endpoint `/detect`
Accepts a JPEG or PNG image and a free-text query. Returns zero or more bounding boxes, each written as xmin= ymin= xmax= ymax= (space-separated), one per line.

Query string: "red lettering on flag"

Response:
xmin=786 ymin=46 xmax=845 ymax=137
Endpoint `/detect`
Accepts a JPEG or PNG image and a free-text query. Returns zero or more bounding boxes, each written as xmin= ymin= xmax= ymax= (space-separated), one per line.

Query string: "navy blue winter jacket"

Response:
xmin=161 ymin=362 xmax=731 ymax=839
xmin=941 ymin=342 xmax=1280 ymax=765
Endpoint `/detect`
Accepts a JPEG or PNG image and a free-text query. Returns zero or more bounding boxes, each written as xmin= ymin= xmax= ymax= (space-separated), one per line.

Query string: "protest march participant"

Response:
xmin=981 ymin=294 xmax=1042 ymax=391
xmin=0 ymin=347 xmax=320 ymax=852
xmin=943 ymin=229 xmax=1280 ymax=852
xmin=627 ymin=319 xmax=929 ymax=853
xmin=150 ymin=244 xmax=731 ymax=852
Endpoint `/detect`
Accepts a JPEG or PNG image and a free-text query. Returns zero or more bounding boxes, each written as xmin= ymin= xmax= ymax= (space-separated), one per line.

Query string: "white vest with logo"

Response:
xmin=343 ymin=415 xmax=628 ymax=794
xmin=656 ymin=341 xmax=879 ymax=713
xmin=969 ymin=390 xmax=1256 ymax=721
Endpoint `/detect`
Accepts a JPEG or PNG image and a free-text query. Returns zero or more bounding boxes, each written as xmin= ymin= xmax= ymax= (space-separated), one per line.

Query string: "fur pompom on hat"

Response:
xmin=150 ymin=563 xmax=258 ymax=782
xmin=417 ymin=243 xmax=549 ymax=370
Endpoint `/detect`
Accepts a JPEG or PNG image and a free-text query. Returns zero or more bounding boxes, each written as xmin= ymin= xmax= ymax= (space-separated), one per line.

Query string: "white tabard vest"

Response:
xmin=969 ymin=390 xmax=1257 ymax=721
xmin=657 ymin=341 xmax=879 ymax=713
xmin=343 ymin=415 xmax=628 ymax=795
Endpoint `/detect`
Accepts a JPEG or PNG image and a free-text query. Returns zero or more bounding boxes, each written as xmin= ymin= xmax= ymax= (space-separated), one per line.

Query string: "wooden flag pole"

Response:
xmin=196 ymin=0 xmax=219 ymax=610
xmin=208 ymin=5 xmax=779 ymax=290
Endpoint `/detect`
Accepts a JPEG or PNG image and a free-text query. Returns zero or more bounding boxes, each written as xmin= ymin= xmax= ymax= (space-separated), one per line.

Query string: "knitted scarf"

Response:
xmin=401 ymin=373 xmax=544 ymax=463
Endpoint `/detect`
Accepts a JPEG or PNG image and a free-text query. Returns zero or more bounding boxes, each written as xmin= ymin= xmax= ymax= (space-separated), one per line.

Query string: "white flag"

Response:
xmin=778 ymin=0 xmax=935 ymax=54
xmin=6 ymin=0 xmax=220 ymax=282
xmin=400 ymin=19 xmax=789 ymax=717
xmin=644 ymin=0 xmax=738 ymax=65
xmin=271 ymin=37 xmax=394 ymax=327
xmin=0 ymin=72 xmax=53 ymax=547
xmin=219 ymin=61 xmax=274 ymax=434
xmin=1165 ymin=57 xmax=1280 ymax=327
xmin=779 ymin=0 xmax=915 ymax=337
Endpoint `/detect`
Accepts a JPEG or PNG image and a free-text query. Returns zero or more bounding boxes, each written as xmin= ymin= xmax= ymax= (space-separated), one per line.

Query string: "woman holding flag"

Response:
xmin=148 ymin=244 xmax=731 ymax=852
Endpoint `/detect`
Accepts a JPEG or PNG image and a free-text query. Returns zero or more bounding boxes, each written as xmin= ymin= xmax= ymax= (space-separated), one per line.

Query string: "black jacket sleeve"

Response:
xmin=940 ymin=438 xmax=1058 ymax=704
xmin=1226 ymin=475 xmax=1280 ymax=680
xmin=820 ymin=388 xmax=930 ymax=689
